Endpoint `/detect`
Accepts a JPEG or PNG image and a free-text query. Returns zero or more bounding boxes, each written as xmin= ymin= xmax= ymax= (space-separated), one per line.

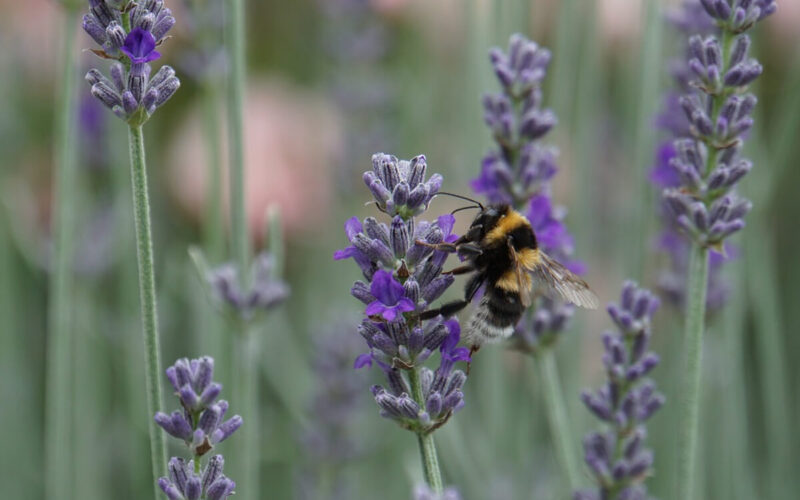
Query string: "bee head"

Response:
xmin=471 ymin=204 xmax=510 ymax=234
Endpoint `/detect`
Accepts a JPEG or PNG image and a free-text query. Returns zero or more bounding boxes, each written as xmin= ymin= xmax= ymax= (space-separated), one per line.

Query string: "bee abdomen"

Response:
xmin=465 ymin=289 xmax=525 ymax=346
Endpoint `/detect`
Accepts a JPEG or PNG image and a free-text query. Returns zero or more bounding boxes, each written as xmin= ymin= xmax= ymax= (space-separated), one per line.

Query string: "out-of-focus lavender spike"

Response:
xmin=575 ymin=282 xmax=663 ymax=498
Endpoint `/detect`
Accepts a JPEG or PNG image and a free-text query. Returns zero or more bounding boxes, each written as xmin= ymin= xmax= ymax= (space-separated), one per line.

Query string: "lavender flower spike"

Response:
xmin=575 ymin=282 xmax=664 ymax=500
xmin=207 ymin=251 xmax=289 ymax=321
xmin=158 ymin=456 xmax=236 ymax=500
xmin=413 ymin=483 xmax=463 ymax=500
xmin=338 ymin=153 xmax=467 ymax=492
xmin=155 ymin=357 xmax=243 ymax=457
xmin=83 ymin=1 xmax=179 ymax=125
xmin=654 ymin=4 xmax=776 ymax=498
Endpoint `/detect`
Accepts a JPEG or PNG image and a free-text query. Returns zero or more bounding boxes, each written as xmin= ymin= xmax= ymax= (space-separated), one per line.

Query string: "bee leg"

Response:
xmin=456 ymin=243 xmax=483 ymax=259
xmin=414 ymin=240 xmax=458 ymax=253
xmin=443 ymin=264 xmax=474 ymax=276
xmin=418 ymin=299 xmax=469 ymax=320
xmin=466 ymin=345 xmax=481 ymax=375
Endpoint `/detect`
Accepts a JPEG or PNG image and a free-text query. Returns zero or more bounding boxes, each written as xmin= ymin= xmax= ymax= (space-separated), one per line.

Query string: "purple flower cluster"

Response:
xmin=155 ymin=357 xmax=243 ymax=457
xmin=207 ymin=252 xmax=289 ymax=321
xmin=574 ymin=283 xmax=664 ymax=500
xmin=472 ymin=34 xmax=585 ymax=352
xmin=83 ymin=1 xmax=180 ymax=125
xmin=651 ymin=0 xmax=776 ymax=305
xmin=651 ymin=0 xmax=775 ymax=311
xmin=413 ymin=484 xmax=463 ymax=500
xmin=471 ymin=34 xmax=558 ymax=207
xmin=363 ymin=154 xmax=443 ymax=219
xmin=158 ymin=455 xmax=235 ymax=500
xmin=336 ymin=154 xmax=469 ymax=434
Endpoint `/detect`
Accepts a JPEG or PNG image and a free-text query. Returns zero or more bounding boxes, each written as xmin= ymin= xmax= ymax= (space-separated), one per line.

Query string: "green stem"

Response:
xmin=232 ymin=330 xmax=259 ymax=500
xmin=408 ymin=367 xmax=444 ymax=493
xmin=225 ymin=0 xmax=257 ymax=496
xmin=226 ymin=0 xmax=249 ymax=273
xmin=127 ymin=124 xmax=168 ymax=497
xmin=676 ymin=243 xmax=709 ymax=500
xmin=537 ymin=350 xmax=581 ymax=491
xmin=630 ymin=0 xmax=663 ymax=280
xmin=202 ymin=80 xmax=224 ymax=262
xmin=45 ymin=7 xmax=79 ymax=500
xmin=676 ymin=27 xmax=734 ymax=500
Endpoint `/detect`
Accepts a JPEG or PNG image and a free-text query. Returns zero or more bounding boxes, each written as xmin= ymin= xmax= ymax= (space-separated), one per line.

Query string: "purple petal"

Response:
xmin=344 ymin=216 xmax=363 ymax=240
xmin=354 ymin=353 xmax=373 ymax=369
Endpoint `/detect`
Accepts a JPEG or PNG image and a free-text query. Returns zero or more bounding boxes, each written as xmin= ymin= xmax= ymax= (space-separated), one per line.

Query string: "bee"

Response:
xmin=418 ymin=194 xmax=598 ymax=351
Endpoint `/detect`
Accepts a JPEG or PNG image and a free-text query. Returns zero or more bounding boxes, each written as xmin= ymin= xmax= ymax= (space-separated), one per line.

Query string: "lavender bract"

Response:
xmin=575 ymin=283 xmax=664 ymax=500
xmin=83 ymin=0 xmax=180 ymax=125
xmin=154 ymin=357 xmax=243 ymax=457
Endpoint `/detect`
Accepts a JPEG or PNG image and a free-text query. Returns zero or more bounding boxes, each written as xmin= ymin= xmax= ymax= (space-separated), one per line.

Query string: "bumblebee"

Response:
xmin=419 ymin=198 xmax=598 ymax=349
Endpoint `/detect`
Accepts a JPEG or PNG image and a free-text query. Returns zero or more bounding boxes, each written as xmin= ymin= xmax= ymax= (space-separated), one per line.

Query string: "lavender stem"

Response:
xmin=538 ymin=350 xmax=580 ymax=491
xmin=226 ymin=0 xmax=249 ymax=274
xmin=409 ymin=367 xmax=444 ymax=493
xmin=677 ymin=243 xmax=709 ymax=499
xmin=44 ymin=6 xmax=79 ymax=500
xmin=677 ymin=25 xmax=735 ymax=499
xmin=127 ymin=123 xmax=168 ymax=495
xmin=225 ymin=0 xmax=258 ymax=495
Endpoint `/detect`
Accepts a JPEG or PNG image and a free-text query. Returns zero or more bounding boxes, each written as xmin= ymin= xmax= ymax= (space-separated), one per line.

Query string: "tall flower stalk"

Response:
xmin=472 ymin=34 xmax=587 ymax=490
xmin=336 ymin=154 xmax=470 ymax=493
xmin=221 ymin=0 xmax=259 ymax=494
xmin=574 ymin=282 xmax=664 ymax=500
xmin=656 ymin=2 xmax=777 ymax=498
xmin=82 ymin=1 xmax=180 ymax=495
xmin=45 ymin=3 xmax=81 ymax=499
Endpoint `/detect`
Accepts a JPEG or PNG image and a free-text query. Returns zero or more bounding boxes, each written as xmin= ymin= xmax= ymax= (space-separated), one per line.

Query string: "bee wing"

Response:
xmin=507 ymin=241 xmax=534 ymax=307
xmin=527 ymin=251 xmax=599 ymax=309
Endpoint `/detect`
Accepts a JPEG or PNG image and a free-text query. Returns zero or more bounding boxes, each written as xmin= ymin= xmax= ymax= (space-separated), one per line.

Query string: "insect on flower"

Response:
xmin=418 ymin=193 xmax=598 ymax=353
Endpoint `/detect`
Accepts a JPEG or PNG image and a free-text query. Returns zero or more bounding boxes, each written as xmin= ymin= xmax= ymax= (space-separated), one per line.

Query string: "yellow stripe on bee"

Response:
xmin=484 ymin=210 xmax=530 ymax=244
xmin=518 ymin=247 xmax=541 ymax=269
xmin=495 ymin=269 xmax=532 ymax=292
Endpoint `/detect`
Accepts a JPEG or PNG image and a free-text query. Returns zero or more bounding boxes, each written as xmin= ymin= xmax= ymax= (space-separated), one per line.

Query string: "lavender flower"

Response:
xmin=363 ymin=154 xmax=443 ymax=219
xmin=413 ymin=484 xmax=463 ymax=500
xmin=575 ymin=283 xmax=664 ymax=500
xmin=207 ymin=252 xmax=289 ymax=321
xmin=471 ymin=34 xmax=586 ymax=352
xmin=83 ymin=0 xmax=179 ymax=125
xmin=157 ymin=456 xmax=236 ymax=500
xmin=651 ymin=0 xmax=775 ymax=311
xmin=657 ymin=2 xmax=774 ymax=253
xmin=154 ymin=357 xmax=242 ymax=457
xmin=337 ymin=154 xmax=468 ymax=441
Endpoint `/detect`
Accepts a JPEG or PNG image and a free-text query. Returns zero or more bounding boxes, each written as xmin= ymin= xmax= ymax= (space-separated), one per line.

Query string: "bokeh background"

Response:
xmin=2 ymin=0 xmax=800 ymax=499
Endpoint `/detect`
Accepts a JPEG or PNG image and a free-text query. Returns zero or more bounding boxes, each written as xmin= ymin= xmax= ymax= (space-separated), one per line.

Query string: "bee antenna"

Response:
xmin=435 ymin=191 xmax=485 ymax=210
xmin=450 ymin=205 xmax=482 ymax=216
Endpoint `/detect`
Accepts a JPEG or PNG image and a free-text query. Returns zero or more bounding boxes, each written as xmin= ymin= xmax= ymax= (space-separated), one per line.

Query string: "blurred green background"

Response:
xmin=1 ymin=0 xmax=799 ymax=499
